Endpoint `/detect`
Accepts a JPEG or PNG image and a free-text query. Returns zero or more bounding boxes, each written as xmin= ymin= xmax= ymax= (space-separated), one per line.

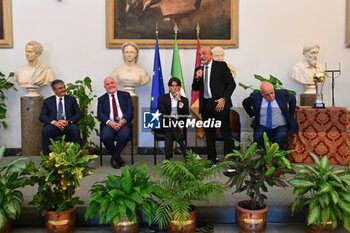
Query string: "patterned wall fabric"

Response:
xmin=289 ymin=107 xmax=350 ymax=165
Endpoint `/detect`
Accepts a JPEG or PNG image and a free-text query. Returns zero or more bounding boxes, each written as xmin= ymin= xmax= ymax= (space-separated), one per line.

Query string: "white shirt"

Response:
xmin=169 ymin=94 xmax=183 ymax=119
xmin=204 ymin=60 xmax=213 ymax=98
xmin=259 ymin=98 xmax=287 ymax=129
xmin=108 ymin=92 xmax=124 ymax=122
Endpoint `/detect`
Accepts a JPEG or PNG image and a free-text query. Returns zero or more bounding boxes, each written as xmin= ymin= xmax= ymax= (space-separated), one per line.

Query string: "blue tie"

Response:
xmin=58 ymin=97 xmax=63 ymax=120
xmin=266 ymin=101 xmax=272 ymax=130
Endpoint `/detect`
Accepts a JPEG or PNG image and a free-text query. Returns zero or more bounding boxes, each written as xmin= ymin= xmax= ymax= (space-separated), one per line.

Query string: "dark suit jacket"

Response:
xmin=242 ymin=89 xmax=299 ymax=134
xmin=39 ymin=95 xmax=82 ymax=125
xmin=192 ymin=60 xmax=236 ymax=113
xmin=158 ymin=93 xmax=189 ymax=123
xmin=97 ymin=91 xmax=134 ymax=126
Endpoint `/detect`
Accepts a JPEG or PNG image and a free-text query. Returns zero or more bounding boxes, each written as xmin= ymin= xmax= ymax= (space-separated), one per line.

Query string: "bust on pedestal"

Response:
xmin=289 ymin=44 xmax=325 ymax=106
xmin=13 ymin=41 xmax=56 ymax=156
xmin=110 ymin=42 xmax=151 ymax=153
xmin=110 ymin=41 xmax=150 ymax=96
xmin=14 ymin=41 xmax=55 ymax=97
xmin=212 ymin=46 xmax=236 ymax=78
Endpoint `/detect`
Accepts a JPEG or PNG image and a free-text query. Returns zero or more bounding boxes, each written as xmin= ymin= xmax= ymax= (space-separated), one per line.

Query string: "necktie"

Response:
xmin=204 ymin=65 xmax=209 ymax=98
xmin=111 ymin=94 xmax=118 ymax=122
xmin=58 ymin=97 xmax=63 ymax=120
xmin=266 ymin=101 xmax=272 ymax=130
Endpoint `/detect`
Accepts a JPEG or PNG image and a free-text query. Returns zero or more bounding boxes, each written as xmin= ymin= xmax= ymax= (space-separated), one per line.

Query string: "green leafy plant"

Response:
xmin=154 ymin=151 xmax=231 ymax=229
xmin=225 ymin=133 xmax=295 ymax=210
xmin=29 ymin=136 xmax=97 ymax=216
xmin=239 ymin=74 xmax=296 ymax=96
xmin=0 ymin=146 xmax=29 ymax=228
xmin=66 ymin=76 xmax=98 ymax=148
xmin=288 ymin=153 xmax=350 ymax=231
xmin=0 ymin=72 xmax=16 ymax=130
xmin=85 ymin=163 xmax=162 ymax=226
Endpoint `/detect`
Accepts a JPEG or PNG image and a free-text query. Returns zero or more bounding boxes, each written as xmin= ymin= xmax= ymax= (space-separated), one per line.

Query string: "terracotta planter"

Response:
xmin=45 ymin=206 xmax=77 ymax=233
xmin=0 ymin=218 xmax=11 ymax=233
xmin=167 ymin=205 xmax=196 ymax=233
xmin=236 ymin=200 xmax=268 ymax=233
xmin=111 ymin=210 xmax=141 ymax=233
xmin=306 ymin=222 xmax=335 ymax=233
xmin=305 ymin=208 xmax=335 ymax=233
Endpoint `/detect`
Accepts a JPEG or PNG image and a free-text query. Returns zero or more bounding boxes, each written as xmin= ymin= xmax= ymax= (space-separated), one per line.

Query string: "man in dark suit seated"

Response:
xmin=192 ymin=46 xmax=236 ymax=164
xmin=158 ymin=77 xmax=189 ymax=160
xmin=39 ymin=79 xmax=82 ymax=155
xmin=242 ymin=82 xmax=299 ymax=150
xmin=97 ymin=77 xmax=134 ymax=169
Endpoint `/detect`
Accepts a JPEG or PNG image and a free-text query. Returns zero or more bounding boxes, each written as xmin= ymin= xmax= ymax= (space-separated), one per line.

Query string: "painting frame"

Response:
xmin=106 ymin=0 xmax=239 ymax=48
xmin=0 ymin=0 xmax=13 ymax=48
xmin=347 ymin=0 xmax=350 ymax=47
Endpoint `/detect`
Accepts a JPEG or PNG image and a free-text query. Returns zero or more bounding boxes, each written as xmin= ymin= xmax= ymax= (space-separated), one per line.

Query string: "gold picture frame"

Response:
xmin=347 ymin=0 xmax=350 ymax=47
xmin=0 ymin=0 xmax=13 ymax=48
xmin=106 ymin=0 xmax=239 ymax=48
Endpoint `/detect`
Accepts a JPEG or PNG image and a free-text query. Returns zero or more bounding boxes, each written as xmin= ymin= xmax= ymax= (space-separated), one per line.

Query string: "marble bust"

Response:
xmin=288 ymin=44 xmax=325 ymax=93
xmin=110 ymin=42 xmax=150 ymax=96
xmin=14 ymin=41 xmax=55 ymax=97
xmin=212 ymin=46 xmax=236 ymax=78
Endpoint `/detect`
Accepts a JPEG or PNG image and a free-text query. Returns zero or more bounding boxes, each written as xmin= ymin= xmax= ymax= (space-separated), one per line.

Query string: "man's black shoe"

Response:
xmin=110 ymin=158 xmax=120 ymax=169
xmin=118 ymin=157 xmax=125 ymax=167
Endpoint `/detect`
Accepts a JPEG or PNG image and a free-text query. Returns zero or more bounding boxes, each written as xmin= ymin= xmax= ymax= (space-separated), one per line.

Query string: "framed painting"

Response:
xmin=106 ymin=0 xmax=239 ymax=48
xmin=347 ymin=0 xmax=350 ymax=47
xmin=0 ymin=0 xmax=13 ymax=48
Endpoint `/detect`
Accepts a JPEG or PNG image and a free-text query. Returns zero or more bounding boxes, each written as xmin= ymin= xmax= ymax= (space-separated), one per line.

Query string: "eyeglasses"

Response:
xmin=170 ymin=85 xmax=179 ymax=87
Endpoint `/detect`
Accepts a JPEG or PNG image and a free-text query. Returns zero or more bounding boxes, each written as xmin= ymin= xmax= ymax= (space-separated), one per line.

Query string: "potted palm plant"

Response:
xmin=29 ymin=136 xmax=97 ymax=233
xmin=0 ymin=146 xmax=29 ymax=233
xmin=154 ymin=151 xmax=231 ymax=232
xmin=288 ymin=153 xmax=350 ymax=233
xmin=225 ymin=133 xmax=295 ymax=233
xmin=85 ymin=162 xmax=162 ymax=233
xmin=66 ymin=76 xmax=98 ymax=148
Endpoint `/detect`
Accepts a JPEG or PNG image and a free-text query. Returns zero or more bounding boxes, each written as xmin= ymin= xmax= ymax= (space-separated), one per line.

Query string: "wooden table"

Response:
xmin=288 ymin=106 xmax=350 ymax=165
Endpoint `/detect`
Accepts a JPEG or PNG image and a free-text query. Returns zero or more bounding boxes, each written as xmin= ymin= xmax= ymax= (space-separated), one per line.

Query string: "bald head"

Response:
xmin=199 ymin=46 xmax=213 ymax=65
xmin=260 ymin=82 xmax=275 ymax=102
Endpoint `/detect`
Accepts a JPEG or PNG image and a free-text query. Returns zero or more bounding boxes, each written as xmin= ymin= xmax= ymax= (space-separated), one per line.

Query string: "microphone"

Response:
xmin=200 ymin=61 xmax=204 ymax=71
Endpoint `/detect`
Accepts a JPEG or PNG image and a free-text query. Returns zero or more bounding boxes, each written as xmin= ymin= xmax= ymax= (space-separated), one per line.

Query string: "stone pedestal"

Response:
xmin=131 ymin=96 xmax=138 ymax=154
xmin=300 ymin=93 xmax=316 ymax=106
xmin=21 ymin=96 xmax=44 ymax=156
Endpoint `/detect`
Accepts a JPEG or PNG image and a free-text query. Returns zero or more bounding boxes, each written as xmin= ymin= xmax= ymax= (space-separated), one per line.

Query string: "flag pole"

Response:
xmin=174 ymin=23 xmax=178 ymax=39
xmin=196 ymin=22 xmax=200 ymax=38
xmin=156 ymin=21 xmax=158 ymax=39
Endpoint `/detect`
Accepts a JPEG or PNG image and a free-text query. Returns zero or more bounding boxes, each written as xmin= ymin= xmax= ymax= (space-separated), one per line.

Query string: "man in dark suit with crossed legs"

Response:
xmin=242 ymin=82 xmax=298 ymax=150
xmin=158 ymin=77 xmax=189 ymax=160
xmin=97 ymin=77 xmax=134 ymax=169
xmin=192 ymin=46 xmax=236 ymax=164
xmin=40 ymin=79 xmax=82 ymax=155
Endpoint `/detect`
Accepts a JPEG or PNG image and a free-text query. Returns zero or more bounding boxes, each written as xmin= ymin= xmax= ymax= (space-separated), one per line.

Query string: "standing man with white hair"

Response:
xmin=192 ymin=46 xmax=236 ymax=164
